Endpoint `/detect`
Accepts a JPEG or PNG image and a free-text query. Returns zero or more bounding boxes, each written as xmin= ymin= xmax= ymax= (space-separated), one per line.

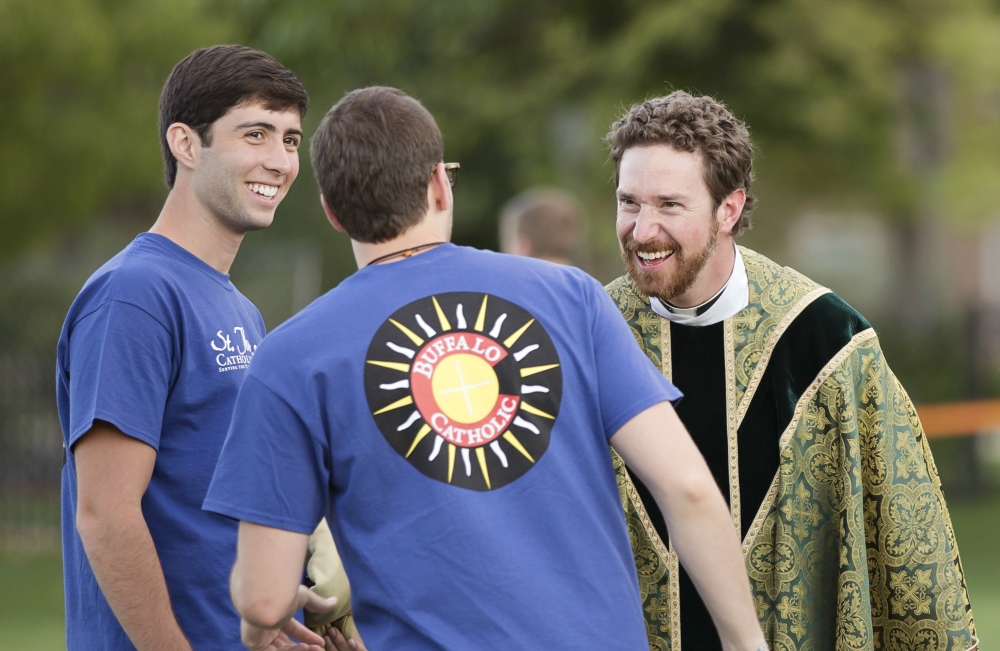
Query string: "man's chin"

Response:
xmin=625 ymin=263 xmax=675 ymax=300
xmin=237 ymin=205 xmax=277 ymax=232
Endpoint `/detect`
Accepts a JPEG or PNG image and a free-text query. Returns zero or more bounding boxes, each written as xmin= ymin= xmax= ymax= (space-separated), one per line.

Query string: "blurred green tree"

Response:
xmin=4 ymin=0 xmax=1000 ymax=268
xmin=0 ymin=0 xmax=235 ymax=257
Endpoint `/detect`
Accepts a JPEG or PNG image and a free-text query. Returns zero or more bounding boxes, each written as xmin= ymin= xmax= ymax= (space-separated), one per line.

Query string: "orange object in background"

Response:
xmin=916 ymin=399 xmax=1000 ymax=439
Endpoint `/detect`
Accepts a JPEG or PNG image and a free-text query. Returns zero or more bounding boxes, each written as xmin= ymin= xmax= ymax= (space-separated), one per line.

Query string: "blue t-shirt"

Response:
xmin=56 ymin=233 xmax=266 ymax=650
xmin=204 ymin=244 xmax=681 ymax=650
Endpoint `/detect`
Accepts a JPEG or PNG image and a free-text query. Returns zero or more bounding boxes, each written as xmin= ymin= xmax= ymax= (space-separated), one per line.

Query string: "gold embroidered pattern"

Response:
xmin=612 ymin=449 xmax=677 ymax=647
xmin=724 ymin=315 xmax=741 ymax=534
xmin=657 ymin=317 xmax=680 ymax=647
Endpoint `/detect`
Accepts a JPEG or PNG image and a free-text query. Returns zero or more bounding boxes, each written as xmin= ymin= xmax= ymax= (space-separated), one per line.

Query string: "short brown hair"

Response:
xmin=310 ymin=87 xmax=444 ymax=243
xmin=499 ymin=188 xmax=583 ymax=260
xmin=159 ymin=45 xmax=308 ymax=189
xmin=606 ymin=91 xmax=756 ymax=235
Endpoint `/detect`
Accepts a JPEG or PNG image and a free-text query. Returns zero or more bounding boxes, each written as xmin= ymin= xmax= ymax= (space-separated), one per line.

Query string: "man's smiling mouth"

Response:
xmin=636 ymin=250 xmax=675 ymax=267
xmin=246 ymin=182 xmax=279 ymax=198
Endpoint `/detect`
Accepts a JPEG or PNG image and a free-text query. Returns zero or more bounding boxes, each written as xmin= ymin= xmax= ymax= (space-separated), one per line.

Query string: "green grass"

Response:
xmin=0 ymin=548 xmax=64 ymax=651
xmin=1 ymin=495 xmax=999 ymax=650
xmin=949 ymin=494 xmax=1000 ymax=647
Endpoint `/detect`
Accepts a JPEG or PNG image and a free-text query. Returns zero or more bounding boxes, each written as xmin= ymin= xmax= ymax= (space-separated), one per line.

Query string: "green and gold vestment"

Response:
xmin=606 ymin=247 xmax=977 ymax=651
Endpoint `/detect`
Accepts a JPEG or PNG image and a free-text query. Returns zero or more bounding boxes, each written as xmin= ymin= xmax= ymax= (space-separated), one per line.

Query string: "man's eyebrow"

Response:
xmin=616 ymin=191 xmax=636 ymax=200
xmin=234 ymin=121 xmax=277 ymax=132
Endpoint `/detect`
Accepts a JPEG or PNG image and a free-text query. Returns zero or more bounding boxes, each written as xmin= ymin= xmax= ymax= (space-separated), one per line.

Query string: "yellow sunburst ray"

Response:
xmin=502 ymin=319 xmax=534 ymax=349
xmin=503 ymin=432 xmax=535 ymax=463
xmin=373 ymin=395 xmax=414 ymax=415
xmin=367 ymin=360 xmax=411 ymax=373
xmin=520 ymin=402 xmax=555 ymax=419
xmin=475 ymin=447 xmax=491 ymax=489
xmin=519 ymin=363 xmax=559 ymax=378
xmin=431 ymin=297 xmax=452 ymax=331
xmin=389 ymin=319 xmax=425 ymax=346
xmin=405 ymin=424 xmax=431 ymax=458
xmin=474 ymin=295 xmax=488 ymax=332
xmin=447 ymin=444 xmax=456 ymax=483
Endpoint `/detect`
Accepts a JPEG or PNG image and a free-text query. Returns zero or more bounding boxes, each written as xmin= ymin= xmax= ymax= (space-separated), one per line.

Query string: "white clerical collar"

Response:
xmin=649 ymin=244 xmax=749 ymax=327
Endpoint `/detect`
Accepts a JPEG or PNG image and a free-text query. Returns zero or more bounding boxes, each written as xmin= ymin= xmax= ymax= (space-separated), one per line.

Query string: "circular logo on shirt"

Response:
xmin=364 ymin=292 xmax=562 ymax=491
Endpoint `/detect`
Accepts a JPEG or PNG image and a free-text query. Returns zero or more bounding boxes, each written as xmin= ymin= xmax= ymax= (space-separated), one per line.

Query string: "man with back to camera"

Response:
xmin=604 ymin=91 xmax=978 ymax=650
xmin=56 ymin=45 xmax=337 ymax=650
xmin=499 ymin=187 xmax=584 ymax=265
xmin=201 ymin=86 xmax=770 ymax=651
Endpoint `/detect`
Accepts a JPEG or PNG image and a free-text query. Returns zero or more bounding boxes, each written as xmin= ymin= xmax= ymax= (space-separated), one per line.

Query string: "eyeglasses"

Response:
xmin=431 ymin=162 xmax=460 ymax=188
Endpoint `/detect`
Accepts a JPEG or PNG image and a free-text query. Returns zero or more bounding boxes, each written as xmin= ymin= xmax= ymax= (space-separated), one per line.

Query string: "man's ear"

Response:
xmin=320 ymin=194 xmax=347 ymax=233
xmin=428 ymin=162 xmax=452 ymax=213
xmin=716 ymin=189 xmax=746 ymax=236
xmin=165 ymin=122 xmax=201 ymax=174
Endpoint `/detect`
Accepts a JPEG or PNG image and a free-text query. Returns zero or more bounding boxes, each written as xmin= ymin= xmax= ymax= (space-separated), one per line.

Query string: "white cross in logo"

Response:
xmin=437 ymin=359 xmax=492 ymax=417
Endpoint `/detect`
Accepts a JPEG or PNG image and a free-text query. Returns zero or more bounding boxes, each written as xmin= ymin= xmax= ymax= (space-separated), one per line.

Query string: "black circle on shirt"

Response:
xmin=364 ymin=292 xmax=562 ymax=491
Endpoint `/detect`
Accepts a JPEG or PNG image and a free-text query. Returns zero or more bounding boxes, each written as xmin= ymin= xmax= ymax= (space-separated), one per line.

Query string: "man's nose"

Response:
xmin=263 ymin=141 xmax=295 ymax=175
xmin=632 ymin=206 xmax=663 ymax=243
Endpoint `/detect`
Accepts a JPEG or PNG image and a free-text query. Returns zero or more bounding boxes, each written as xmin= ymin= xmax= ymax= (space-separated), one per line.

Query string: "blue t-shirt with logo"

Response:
xmin=204 ymin=244 xmax=682 ymax=650
xmin=56 ymin=233 xmax=265 ymax=650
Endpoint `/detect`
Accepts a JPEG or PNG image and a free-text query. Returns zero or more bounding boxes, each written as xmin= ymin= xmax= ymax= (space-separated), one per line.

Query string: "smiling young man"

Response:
xmin=55 ymin=45 xmax=333 ymax=650
xmin=202 ymin=86 xmax=767 ymax=651
xmin=604 ymin=91 xmax=978 ymax=650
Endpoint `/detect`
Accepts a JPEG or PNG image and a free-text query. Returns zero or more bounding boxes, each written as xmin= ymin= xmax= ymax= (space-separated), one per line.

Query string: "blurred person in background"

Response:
xmin=55 ymin=45 xmax=337 ymax=650
xmin=604 ymin=90 xmax=978 ymax=650
xmin=498 ymin=187 xmax=584 ymax=266
xmin=203 ymin=86 xmax=767 ymax=651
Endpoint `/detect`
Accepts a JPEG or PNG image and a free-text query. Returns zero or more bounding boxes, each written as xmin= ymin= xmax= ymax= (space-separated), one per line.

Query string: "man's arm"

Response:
xmin=231 ymin=521 xmax=337 ymax=651
xmin=610 ymin=401 xmax=765 ymax=651
xmin=74 ymin=421 xmax=193 ymax=651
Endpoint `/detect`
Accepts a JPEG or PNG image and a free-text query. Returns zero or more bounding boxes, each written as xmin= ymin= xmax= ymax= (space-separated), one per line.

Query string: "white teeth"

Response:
xmin=247 ymin=183 xmax=278 ymax=198
xmin=638 ymin=250 xmax=672 ymax=261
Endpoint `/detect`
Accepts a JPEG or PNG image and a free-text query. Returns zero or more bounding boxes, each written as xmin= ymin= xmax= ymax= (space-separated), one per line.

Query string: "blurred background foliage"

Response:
xmin=4 ymin=0 xmax=1000 ymax=268
xmin=3 ymin=0 xmax=1000 ymax=648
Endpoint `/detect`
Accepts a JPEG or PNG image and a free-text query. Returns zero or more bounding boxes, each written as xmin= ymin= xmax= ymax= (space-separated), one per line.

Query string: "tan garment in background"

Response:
xmin=306 ymin=519 xmax=362 ymax=641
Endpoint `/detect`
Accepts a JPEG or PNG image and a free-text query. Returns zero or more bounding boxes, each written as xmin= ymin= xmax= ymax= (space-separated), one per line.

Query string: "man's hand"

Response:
xmin=323 ymin=625 xmax=368 ymax=651
xmin=240 ymin=585 xmax=337 ymax=651
xmin=233 ymin=523 xmax=343 ymax=650
xmin=74 ymin=421 xmax=194 ymax=651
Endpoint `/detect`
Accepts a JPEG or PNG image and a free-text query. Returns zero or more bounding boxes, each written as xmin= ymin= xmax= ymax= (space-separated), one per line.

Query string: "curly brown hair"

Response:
xmin=606 ymin=91 xmax=756 ymax=235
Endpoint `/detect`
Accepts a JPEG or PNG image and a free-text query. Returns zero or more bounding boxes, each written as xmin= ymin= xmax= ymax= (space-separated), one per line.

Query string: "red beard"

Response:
xmin=620 ymin=222 xmax=719 ymax=302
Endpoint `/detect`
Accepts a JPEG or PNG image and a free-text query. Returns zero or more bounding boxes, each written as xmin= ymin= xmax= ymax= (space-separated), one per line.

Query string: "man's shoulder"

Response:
xmin=68 ymin=240 xmax=179 ymax=322
xmin=603 ymin=274 xmax=637 ymax=300
xmin=739 ymin=246 xmax=872 ymax=342
xmin=603 ymin=274 xmax=651 ymax=316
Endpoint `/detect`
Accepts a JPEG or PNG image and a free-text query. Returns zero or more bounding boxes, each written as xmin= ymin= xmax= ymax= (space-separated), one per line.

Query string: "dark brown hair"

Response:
xmin=310 ymin=87 xmax=444 ymax=243
xmin=158 ymin=44 xmax=308 ymax=188
xmin=606 ymin=91 xmax=756 ymax=235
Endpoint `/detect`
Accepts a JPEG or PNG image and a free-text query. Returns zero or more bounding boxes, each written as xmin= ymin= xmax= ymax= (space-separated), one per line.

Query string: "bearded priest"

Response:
xmin=603 ymin=91 xmax=978 ymax=651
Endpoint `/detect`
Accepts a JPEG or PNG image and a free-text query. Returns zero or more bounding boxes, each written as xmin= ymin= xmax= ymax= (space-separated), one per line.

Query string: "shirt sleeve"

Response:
xmin=587 ymin=279 xmax=682 ymax=438
xmin=203 ymin=373 xmax=329 ymax=535
xmin=67 ymin=300 xmax=174 ymax=450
